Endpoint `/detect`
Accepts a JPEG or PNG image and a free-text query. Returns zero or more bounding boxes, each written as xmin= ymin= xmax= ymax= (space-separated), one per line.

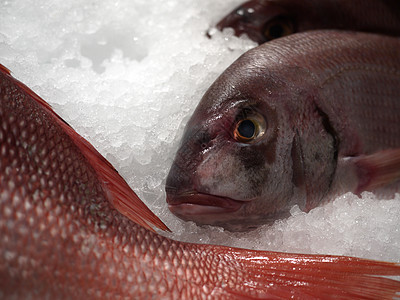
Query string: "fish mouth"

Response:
xmin=166 ymin=191 xmax=244 ymax=217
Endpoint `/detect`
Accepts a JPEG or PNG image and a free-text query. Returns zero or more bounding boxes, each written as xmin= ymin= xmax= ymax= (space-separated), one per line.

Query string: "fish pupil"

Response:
xmin=238 ymin=119 xmax=255 ymax=138
xmin=268 ymin=24 xmax=284 ymax=39
xmin=263 ymin=17 xmax=294 ymax=41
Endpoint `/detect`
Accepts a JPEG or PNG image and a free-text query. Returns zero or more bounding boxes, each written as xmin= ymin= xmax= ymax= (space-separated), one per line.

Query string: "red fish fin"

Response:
xmin=216 ymin=248 xmax=400 ymax=299
xmin=350 ymin=148 xmax=400 ymax=194
xmin=1 ymin=64 xmax=170 ymax=232
xmin=0 ymin=64 xmax=11 ymax=75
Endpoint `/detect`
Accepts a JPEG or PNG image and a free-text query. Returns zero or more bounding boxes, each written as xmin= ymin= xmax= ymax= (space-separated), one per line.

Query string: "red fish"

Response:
xmin=212 ymin=0 xmax=400 ymax=44
xmin=1 ymin=64 xmax=400 ymax=299
xmin=166 ymin=31 xmax=400 ymax=231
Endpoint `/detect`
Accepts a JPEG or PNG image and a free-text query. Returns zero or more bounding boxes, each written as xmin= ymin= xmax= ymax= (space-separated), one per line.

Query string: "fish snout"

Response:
xmin=165 ymin=161 xmax=194 ymax=195
xmin=166 ymin=126 xmax=215 ymax=194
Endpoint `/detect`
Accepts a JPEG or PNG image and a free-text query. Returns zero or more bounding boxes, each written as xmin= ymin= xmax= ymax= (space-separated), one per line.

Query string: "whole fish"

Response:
xmin=166 ymin=31 xmax=400 ymax=231
xmin=211 ymin=0 xmax=400 ymax=44
xmin=1 ymin=65 xmax=400 ymax=299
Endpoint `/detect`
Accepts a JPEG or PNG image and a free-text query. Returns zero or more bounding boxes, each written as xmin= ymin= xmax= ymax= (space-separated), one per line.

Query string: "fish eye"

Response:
xmin=233 ymin=112 xmax=266 ymax=143
xmin=262 ymin=17 xmax=294 ymax=41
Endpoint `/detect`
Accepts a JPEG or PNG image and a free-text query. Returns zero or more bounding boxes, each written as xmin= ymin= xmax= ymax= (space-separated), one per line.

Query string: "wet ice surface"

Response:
xmin=1 ymin=0 xmax=399 ymax=263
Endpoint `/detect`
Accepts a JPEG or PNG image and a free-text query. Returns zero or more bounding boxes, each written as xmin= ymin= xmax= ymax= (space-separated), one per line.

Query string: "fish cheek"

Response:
xmin=289 ymin=104 xmax=338 ymax=211
xmin=196 ymin=148 xmax=247 ymax=199
xmin=237 ymin=145 xmax=269 ymax=198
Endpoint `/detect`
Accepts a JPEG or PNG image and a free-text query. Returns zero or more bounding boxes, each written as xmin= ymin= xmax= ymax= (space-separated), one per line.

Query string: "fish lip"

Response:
xmin=166 ymin=191 xmax=244 ymax=215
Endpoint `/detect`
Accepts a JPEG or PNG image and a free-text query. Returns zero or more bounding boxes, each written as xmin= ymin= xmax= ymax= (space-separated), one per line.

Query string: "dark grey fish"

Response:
xmin=211 ymin=0 xmax=400 ymax=44
xmin=166 ymin=31 xmax=400 ymax=231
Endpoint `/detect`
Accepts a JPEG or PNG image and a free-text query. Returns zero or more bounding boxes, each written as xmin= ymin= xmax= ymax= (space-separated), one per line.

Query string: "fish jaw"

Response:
xmin=167 ymin=191 xmax=244 ymax=213
xmin=166 ymin=192 xmax=254 ymax=231
xmin=166 ymin=191 xmax=295 ymax=231
xmin=167 ymin=191 xmax=244 ymax=225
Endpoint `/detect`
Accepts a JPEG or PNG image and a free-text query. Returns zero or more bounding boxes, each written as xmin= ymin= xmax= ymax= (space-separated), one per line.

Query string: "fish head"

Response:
xmin=166 ymin=45 xmax=335 ymax=231
xmin=214 ymin=0 xmax=399 ymax=45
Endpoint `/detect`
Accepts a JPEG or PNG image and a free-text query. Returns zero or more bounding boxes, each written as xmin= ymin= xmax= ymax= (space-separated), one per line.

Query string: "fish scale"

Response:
xmin=317 ymin=66 xmax=400 ymax=151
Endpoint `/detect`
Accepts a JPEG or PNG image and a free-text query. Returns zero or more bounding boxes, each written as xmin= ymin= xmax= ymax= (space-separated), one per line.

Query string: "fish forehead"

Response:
xmin=202 ymin=30 xmax=400 ymax=101
xmin=190 ymin=55 xmax=292 ymax=123
xmin=187 ymin=37 xmax=321 ymax=130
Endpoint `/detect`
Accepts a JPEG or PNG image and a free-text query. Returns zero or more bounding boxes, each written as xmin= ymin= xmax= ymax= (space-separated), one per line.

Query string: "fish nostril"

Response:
xmin=197 ymin=131 xmax=211 ymax=150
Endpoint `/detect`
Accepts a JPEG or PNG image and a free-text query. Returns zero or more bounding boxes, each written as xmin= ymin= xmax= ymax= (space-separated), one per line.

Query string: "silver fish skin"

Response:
xmin=166 ymin=30 xmax=400 ymax=231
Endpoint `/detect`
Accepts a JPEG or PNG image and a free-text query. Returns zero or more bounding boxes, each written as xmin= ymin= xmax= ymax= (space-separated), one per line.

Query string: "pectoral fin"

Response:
xmin=347 ymin=148 xmax=400 ymax=195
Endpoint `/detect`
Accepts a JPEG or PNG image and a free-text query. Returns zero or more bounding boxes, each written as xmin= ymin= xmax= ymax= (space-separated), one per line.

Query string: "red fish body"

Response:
xmin=1 ymin=64 xmax=400 ymax=298
xmin=166 ymin=31 xmax=400 ymax=231
xmin=213 ymin=0 xmax=400 ymax=44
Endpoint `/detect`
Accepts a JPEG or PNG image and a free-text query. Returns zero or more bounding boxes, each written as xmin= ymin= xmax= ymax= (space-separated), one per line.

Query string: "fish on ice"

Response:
xmin=2 ymin=64 xmax=400 ymax=298
xmin=210 ymin=0 xmax=400 ymax=44
xmin=166 ymin=30 xmax=400 ymax=231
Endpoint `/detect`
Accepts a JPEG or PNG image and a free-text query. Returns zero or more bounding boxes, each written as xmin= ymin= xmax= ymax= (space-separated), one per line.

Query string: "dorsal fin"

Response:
xmin=0 ymin=64 xmax=170 ymax=232
xmin=0 ymin=64 xmax=11 ymax=75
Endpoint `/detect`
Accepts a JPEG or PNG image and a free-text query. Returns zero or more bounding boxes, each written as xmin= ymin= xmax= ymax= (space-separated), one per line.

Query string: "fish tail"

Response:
xmin=214 ymin=247 xmax=400 ymax=299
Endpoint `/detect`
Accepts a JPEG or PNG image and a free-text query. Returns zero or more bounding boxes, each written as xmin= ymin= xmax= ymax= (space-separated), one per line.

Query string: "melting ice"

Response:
xmin=1 ymin=0 xmax=399 ymax=263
